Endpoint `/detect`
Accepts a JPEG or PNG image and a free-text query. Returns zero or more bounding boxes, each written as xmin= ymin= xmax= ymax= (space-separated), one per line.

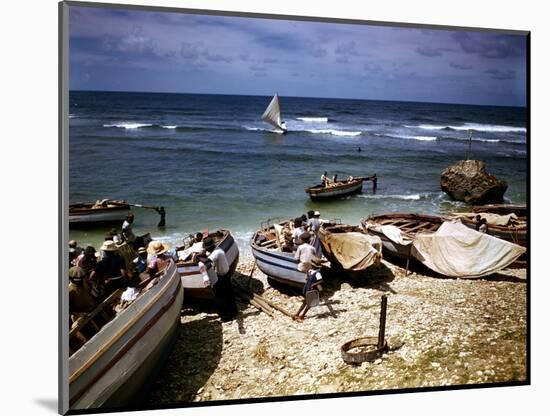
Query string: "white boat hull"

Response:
xmin=251 ymin=244 xmax=305 ymax=289
xmin=69 ymin=209 xmax=130 ymax=225
xmin=69 ymin=261 xmax=183 ymax=410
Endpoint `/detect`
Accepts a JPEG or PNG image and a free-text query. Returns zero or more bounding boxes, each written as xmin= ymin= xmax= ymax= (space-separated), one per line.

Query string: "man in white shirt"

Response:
xmin=121 ymin=213 xmax=136 ymax=245
xmin=201 ymin=236 xmax=237 ymax=321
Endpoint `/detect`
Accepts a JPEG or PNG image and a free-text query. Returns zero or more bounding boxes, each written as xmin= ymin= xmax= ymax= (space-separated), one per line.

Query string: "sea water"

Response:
xmin=68 ymin=91 xmax=527 ymax=253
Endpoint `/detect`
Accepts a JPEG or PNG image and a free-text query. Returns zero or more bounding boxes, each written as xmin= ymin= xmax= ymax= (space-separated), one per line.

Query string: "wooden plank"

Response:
xmin=69 ymin=289 xmax=123 ymax=338
xmin=405 ymin=222 xmax=432 ymax=233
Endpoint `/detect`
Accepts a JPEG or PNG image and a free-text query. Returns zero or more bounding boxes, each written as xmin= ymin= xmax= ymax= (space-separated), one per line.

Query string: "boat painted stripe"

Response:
xmin=251 ymin=245 xmax=299 ymax=264
xmin=255 ymin=256 xmax=300 ymax=273
xmin=70 ymin=277 xmax=182 ymax=408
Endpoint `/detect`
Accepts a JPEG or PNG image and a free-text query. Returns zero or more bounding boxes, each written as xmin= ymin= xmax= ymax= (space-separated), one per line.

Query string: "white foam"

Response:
xmin=358 ymin=193 xmax=423 ymax=200
xmin=69 ymin=114 xmax=78 ymax=119
xmin=104 ymin=123 xmax=152 ymax=129
xmin=406 ymin=123 xmax=526 ymax=133
xmin=296 ymin=117 xmax=328 ymax=122
xmin=393 ymin=135 xmax=437 ymax=141
xmin=161 ymin=125 xmax=177 ymax=129
xmin=307 ymin=129 xmax=361 ymax=137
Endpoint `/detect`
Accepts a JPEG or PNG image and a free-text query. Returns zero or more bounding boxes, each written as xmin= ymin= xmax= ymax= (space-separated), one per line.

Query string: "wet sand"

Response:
xmin=147 ymin=252 xmax=526 ymax=404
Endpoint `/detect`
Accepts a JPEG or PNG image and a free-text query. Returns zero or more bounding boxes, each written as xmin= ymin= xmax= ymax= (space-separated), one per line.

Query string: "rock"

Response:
xmin=440 ymin=160 xmax=507 ymax=204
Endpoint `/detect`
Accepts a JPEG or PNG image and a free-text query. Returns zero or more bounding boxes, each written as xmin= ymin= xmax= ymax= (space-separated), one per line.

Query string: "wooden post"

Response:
xmin=405 ymin=245 xmax=411 ymax=276
xmin=467 ymin=129 xmax=473 ymax=160
xmin=377 ymin=295 xmax=388 ymax=349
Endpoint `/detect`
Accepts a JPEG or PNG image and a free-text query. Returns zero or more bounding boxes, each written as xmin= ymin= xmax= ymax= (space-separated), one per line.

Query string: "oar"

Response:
xmin=128 ymin=203 xmax=160 ymax=210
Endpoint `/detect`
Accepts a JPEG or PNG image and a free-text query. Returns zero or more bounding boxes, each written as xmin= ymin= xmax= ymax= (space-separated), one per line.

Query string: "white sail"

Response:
xmin=262 ymin=94 xmax=287 ymax=132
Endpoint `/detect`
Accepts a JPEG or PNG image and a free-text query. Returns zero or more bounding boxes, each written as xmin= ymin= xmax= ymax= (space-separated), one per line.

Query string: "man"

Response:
xmin=479 ymin=218 xmax=488 ymax=234
xmin=371 ymin=173 xmax=378 ymax=193
xmin=293 ymin=249 xmax=323 ymax=321
xmin=69 ymin=240 xmax=82 ymax=267
xmin=146 ymin=241 xmax=172 ymax=277
xmin=292 ymin=217 xmax=305 ymax=247
xmin=307 ymin=211 xmax=326 ymax=257
xmin=294 ymin=232 xmax=317 ymax=273
xmin=155 ymin=206 xmax=166 ymax=228
xmin=200 ymin=236 xmax=237 ymax=321
xmin=178 ymin=232 xmax=204 ymax=261
xmin=75 ymin=246 xmax=97 ymax=279
xmin=321 ymin=171 xmax=329 ymax=187
xmin=475 ymin=215 xmax=482 ymax=231
xmin=68 ymin=266 xmax=96 ymax=316
xmin=89 ymin=240 xmax=127 ymax=299
xmin=121 ymin=213 xmax=136 ymax=245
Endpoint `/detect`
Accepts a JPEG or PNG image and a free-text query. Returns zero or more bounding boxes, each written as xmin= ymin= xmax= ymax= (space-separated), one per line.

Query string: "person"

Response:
xmin=133 ymin=247 xmax=148 ymax=274
xmin=332 ymin=174 xmax=338 ymax=183
xmin=69 ymin=240 xmax=82 ymax=267
xmin=200 ymin=236 xmax=238 ymax=321
xmin=178 ymin=232 xmax=204 ymax=261
xmin=155 ymin=206 xmax=166 ymax=228
xmin=281 ymin=223 xmax=294 ymax=252
xmin=68 ymin=266 xmax=96 ymax=316
xmin=475 ymin=215 xmax=482 ymax=231
xmin=347 ymin=175 xmax=354 ymax=182
xmin=357 ymin=146 xmax=362 ymax=153
xmin=121 ymin=213 xmax=136 ymax=245
xmin=371 ymin=173 xmax=378 ymax=193
xmin=321 ymin=171 xmax=329 ymax=187
xmin=117 ymin=276 xmax=141 ymax=310
xmin=75 ymin=246 xmax=97 ymax=280
xmin=301 ymin=214 xmax=308 ymax=224
xmin=146 ymin=241 xmax=172 ymax=277
xmin=293 ymin=233 xmax=321 ymax=321
xmin=292 ymin=217 xmax=305 ymax=247
xmin=89 ymin=241 xmax=127 ymax=300
xmin=479 ymin=218 xmax=488 ymax=234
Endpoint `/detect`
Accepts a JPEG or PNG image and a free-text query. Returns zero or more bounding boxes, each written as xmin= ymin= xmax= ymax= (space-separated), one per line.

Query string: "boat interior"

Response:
xmin=176 ymin=229 xmax=227 ymax=266
xmin=366 ymin=214 xmax=443 ymax=236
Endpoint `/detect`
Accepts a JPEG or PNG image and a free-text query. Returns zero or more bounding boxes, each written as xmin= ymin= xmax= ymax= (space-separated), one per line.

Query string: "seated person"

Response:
xmin=178 ymin=232 xmax=204 ymax=261
xmin=68 ymin=266 xmax=96 ymax=316
xmin=75 ymin=246 xmax=97 ymax=280
xmin=89 ymin=241 xmax=127 ymax=300
xmin=146 ymin=241 xmax=172 ymax=276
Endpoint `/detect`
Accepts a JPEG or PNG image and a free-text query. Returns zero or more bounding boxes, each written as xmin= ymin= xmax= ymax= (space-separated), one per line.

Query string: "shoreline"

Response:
xmin=146 ymin=254 xmax=526 ymax=404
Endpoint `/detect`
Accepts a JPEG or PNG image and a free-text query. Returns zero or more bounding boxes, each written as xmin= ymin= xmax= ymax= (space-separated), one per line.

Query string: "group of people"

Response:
xmin=320 ymin=171 xmax=378 ymax=193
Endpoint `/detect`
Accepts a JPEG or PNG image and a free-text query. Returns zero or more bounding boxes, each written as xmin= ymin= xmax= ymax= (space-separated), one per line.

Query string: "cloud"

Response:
xmin=179 ymin=41 xmax=233 ymax=65
xmin=452 ymin=32 xmax=525 ymax=59
xmin=485 ymin=68 xmax=516 ymax=80
xmin=364 ymin=62 xmax=382 ymax=73
xmin=102 ymin=26 xmax=157 ymax=56
xmin=415 ymin=46 xmax=444 ymax=57
xmin=335 ymin=40 xmax=357 ymax=56
xmin=449 ymin=61 xmax=473 ymax=70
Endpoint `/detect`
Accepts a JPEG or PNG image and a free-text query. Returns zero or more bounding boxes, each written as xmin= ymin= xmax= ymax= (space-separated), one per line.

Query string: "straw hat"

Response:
xmin=69 ymin=266 xmax=86 ymax=282
xmin=314 ymin=211 xmax=321 ymax=217
xmin=147 ymin=240 xmax=171 ymax=256
xmin=101 ymin=240 xmax=118 ymax=252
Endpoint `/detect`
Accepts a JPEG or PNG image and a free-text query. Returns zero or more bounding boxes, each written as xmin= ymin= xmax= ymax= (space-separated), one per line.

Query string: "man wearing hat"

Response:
xmin=200 ymin=236 xmax=237 ymax=321
xmin=146 ymin=241 xmax=172 ymax=277
xmin=89 ymin=241 xmax=127 ymax=299
xmin=307 ymin=211 xmax=327 ymax=257
xmin=68 ymin=266 xmax=96 ymax=315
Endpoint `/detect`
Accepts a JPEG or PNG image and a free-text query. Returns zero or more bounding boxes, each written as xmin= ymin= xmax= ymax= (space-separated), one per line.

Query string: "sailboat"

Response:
xmin=261 ymin=93 xmax=288 ymax=134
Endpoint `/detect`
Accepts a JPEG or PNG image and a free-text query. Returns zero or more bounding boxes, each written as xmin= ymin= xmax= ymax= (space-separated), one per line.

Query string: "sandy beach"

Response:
xmin=147 ymin=252 xmax=526 ymax=404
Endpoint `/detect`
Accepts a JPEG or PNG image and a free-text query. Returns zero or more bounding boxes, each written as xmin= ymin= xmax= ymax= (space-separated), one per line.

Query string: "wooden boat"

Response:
xmin=69 ymin=199 xmax=131 ymax=227
xmin=175 ymin=229 xmax=239 ymax=299
xmin=318 ymin=223 xmax=382 ymax=279
xmin=363 ymin=213 xmax=443 ymax=259
xmin=69 ymin=260 xmax=183 ymax=410
xmin=250 ymin=219 xmax=307 ymax=289
xmin=305 ymin=178 xmax=364 ymax=201
xmin=472 ymin=204 xmax=527 ymax=219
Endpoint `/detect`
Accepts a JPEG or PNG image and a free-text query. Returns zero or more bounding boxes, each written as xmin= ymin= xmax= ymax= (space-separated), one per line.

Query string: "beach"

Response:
xmin=146 ymin=253 xmax=526 ymax=404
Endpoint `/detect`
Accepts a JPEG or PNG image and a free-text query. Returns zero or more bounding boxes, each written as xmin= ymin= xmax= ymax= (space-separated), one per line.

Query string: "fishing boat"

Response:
xmin=261 ymin=94 xmax=288 ymax=134
xmin=363 ymin=213 xmax=526 ymax=277
xmin=69 ymin=260 xmax=183 ymax=410
xmin=318 ymin=223 xmax=383 ymax=279
xmin=451 ymin=211 xmax=527 ymax=247
xmin=305 ymin=177 xmax=365 ymax=201
xmin=175 ymin=229 xmax=239 ymax=299
xmin=472 ymin=204 xmax=527 ymax=218
xmin=69 ymin=199 xmax=131 ymax=227
xmin=362 ymin=213 xmax=443 ymax=259
xmin=250 ymin=218 xmax=307 ymax=289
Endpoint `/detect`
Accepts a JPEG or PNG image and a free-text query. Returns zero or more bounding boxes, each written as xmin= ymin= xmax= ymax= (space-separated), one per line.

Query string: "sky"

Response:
xmin=69 ymin=6 xmax=527 ymax=106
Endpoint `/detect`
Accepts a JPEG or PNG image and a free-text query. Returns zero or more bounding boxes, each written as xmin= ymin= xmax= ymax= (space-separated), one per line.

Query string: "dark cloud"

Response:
xmin=452 ymin=32 xmax=525 ymax=59
xmin=485 ymin=68 xmax=516 ymax=80
xmin=102 ymin=27 xmax=157 ymax=56
xmin=179 ymin=41 xmax=233 ymax=65
xmin=263 ymin=58 xmax=279 ymax=64
xmin=449 ymin=61 xmax=472 ymax=70
xmin=335 ymin=40 xmax=357 ymax=56
xmin=415 ymin=46 xmax=444 ymax=57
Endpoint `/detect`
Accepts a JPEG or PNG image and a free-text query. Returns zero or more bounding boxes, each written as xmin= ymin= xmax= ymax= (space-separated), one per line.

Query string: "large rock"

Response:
xmin=440 ymin=160 xmax=507 ymax=204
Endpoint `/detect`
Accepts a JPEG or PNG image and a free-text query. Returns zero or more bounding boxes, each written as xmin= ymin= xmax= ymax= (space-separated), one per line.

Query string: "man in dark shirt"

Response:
xmin=89 ymin=240 xmax=127 ymax=299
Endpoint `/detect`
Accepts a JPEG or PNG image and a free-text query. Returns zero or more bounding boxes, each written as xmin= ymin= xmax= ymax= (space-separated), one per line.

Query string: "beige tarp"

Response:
xmin=364 ymin=223 xmax=413 ymax=246
xmin=411 ymin=221 xmax=526 ymax=278
xmin=323 ymin=232 xmax=382 ymax=271
xmin=454 ymin=212 xmax=522 ymax=226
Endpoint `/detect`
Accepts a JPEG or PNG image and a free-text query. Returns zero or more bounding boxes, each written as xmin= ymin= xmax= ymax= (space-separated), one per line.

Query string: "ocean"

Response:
xmin=68 ymin=91 xmax=527 ymax=253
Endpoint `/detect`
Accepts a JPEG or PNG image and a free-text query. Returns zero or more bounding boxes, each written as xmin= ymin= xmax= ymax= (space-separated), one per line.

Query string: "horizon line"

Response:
xmin=69 ymin=89 xmax=526 ymax=109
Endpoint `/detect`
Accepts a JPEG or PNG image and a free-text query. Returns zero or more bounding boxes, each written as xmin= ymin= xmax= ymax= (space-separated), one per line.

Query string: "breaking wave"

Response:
xmin=405 ymin=123 xmax=526 ymax=133
xmin=306 ymin=129 xmax=361 ymax=137
xmin=296 ymin=117 xmax=329 ymax=122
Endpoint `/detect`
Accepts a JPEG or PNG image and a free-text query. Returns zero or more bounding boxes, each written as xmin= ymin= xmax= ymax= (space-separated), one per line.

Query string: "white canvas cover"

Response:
xmin=323 ymin=232 xmax=382 ymax=271
xmin=364 ymin=223 xmax=413 ymax=246
xmin=454 ymin=212 xmax=520 ymax=226
xmin=411 ymin=220 xmax=526 ymax=278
